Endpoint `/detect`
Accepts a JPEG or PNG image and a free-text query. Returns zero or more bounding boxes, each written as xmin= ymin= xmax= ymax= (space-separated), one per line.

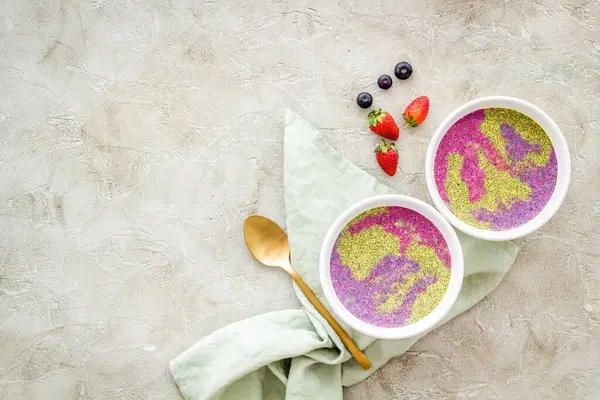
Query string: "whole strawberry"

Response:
xmin=374 ymin=139 xmax=399 ymax=176
xmin=368 ymin=109 xmax=399 ymax=141
xmin=403 ymin=96 xmax=429 ymax=127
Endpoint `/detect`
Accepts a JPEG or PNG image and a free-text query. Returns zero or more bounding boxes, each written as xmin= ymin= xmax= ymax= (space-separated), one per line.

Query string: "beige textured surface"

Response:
xmin=1 ymin=0 xmax=599 ymax=399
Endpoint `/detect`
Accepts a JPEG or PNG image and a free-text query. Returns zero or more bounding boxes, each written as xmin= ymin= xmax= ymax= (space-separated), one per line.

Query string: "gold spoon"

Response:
xmin=243 ymin=215 xmax=372 ymax=370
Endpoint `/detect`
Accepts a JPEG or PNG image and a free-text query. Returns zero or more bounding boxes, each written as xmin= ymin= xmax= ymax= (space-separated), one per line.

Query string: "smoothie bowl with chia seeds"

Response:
xmin=319 ymin=195 xmax=464 ymax=339
xmin=426 ymin=97 xmax=571 ymax=241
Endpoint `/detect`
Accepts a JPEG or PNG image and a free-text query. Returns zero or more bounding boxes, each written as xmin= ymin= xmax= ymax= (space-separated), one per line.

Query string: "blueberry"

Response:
xmin=377 ymin=74 xmax=393 ymax=89
xmin=394 ymin=62 xmax=413 ymax=80
xmin=356 ymin=92 xmax=373 ymax=109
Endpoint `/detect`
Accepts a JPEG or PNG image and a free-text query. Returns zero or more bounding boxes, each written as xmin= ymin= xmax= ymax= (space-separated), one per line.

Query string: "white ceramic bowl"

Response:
xmin=319 ymin=194 xmax=464 ymax=339
xmin=425 ymin=96 xmax=571 ymax=241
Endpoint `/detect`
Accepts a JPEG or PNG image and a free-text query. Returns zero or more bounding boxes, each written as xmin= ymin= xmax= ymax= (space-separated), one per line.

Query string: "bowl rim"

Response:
xmin=319 ymin=194 xmax=464 ymax=339
xmin=425 ymin=96 xmax=571 ymax=241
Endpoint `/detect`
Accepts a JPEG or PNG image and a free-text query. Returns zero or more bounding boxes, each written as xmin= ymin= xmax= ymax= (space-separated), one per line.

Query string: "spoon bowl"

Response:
xmin=243 ymin=216 xmax=290 ymax=269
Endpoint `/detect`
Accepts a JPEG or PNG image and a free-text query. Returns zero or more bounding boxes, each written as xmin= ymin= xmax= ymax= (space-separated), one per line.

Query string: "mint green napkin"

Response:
xmin=170 ymin=110 xmax=519 ymax=400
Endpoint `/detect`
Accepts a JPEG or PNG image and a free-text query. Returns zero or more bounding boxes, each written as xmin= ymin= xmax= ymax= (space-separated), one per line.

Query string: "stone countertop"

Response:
xmin=1 ymin=1 xmax=599 ymax=399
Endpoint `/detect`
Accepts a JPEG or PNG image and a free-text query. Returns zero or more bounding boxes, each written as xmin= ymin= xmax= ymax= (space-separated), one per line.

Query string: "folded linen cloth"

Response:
xmin=170 ymin=110 xmax=519 ymax=400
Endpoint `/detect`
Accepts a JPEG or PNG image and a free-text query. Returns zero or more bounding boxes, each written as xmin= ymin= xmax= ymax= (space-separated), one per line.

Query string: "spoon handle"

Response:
xmin=287 ymin=269 xmax=372 ymax=370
